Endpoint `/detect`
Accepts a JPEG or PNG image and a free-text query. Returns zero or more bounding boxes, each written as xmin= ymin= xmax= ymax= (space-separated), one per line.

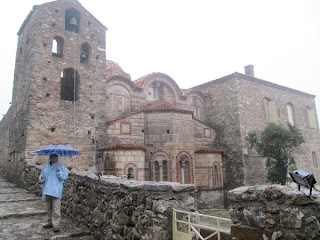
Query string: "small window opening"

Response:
xmin=142 ymin=129 xmax=144 ymax=133
xmin=43 ymin=77 xmax=47 ymax=81
xmin=88 ymin=21 xmax=92 ymax=26
xmin=167 ymin=129 xmax=170 ymax=134
xmin=50 ymin=127 xmax=56 ymax=132
xmin=92 ymin=139 xmax=95 ymax=144
xmin=46 ymin=93 xmax=50 ymax=97
xmin=152 ymin=81 xmax=163 ymax=99
xmin=52 ymin=36 xmax=64 ymax=57
xmin=287 ymin=103 xmax=295 ymax=125
xmin=88 ymin=130 xmax=91 ymax=135
xmin=90 ymin=114 xmax=95 ymax=119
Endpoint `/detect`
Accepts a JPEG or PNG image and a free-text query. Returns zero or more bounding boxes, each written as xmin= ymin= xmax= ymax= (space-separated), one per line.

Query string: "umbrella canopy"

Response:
xmin=35 ymin=144 xmax=80 ymax=157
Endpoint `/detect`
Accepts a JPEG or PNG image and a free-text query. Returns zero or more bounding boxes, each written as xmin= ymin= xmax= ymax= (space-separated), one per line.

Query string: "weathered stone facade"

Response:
xmin=0 ymin=0 xmax=319 ymax=209
xmin=228 ymin=185 xmax=320 ymax=239
xmin=195 ymin=74 xmax=320 ymax=190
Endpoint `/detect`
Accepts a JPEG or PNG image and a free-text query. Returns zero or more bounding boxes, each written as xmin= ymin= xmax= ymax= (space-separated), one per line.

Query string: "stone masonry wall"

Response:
xmin=106 ymin=113 xmax=145 ymax=146
xmin=197 ymin=78 xmax=244 ymax=191
xmin=228 ymin=185 xmax=320 ymax=240
xmin=101 ymin=149 xmax=146 ymax=180
xmin=22 ymin=164 xmax=197 ymax=240
xmin=237 ymin=76 xmax=320 ymax=183
xmin=19 ymin=0 xmax=108 ymax=172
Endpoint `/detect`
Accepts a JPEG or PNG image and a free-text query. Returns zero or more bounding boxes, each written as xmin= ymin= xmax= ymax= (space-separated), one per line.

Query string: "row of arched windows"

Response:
xmin=147 ymin=152 xmax=223 ymax=188
xmin=53 ymin=8 xmax=90 ymax=61
xmin=53 ymin=9 xmax=92 ymax=102
xmin=263 ymin=97 xmax=317 ymax=128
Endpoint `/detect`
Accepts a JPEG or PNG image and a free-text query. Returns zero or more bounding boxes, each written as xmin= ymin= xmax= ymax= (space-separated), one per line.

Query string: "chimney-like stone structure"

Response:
xmin=244 ymin=65 xmax=254 ymax=77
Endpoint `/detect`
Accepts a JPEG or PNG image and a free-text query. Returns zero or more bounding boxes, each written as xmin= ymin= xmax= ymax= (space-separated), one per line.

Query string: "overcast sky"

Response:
xmin=1 ymin=0 xmax=320 ymax=122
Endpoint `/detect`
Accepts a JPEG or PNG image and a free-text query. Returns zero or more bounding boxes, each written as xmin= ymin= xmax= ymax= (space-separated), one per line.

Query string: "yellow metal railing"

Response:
xmin=173 ymin=208 xmax=232 ymax=240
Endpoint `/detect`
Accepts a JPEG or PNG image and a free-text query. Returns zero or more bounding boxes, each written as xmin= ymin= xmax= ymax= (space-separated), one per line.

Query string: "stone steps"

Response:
xmin=0 ymin=176 xmax=93 ymax=239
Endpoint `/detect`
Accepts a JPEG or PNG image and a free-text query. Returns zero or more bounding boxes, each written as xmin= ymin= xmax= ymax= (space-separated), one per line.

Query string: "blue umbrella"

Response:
xmin=35 ymin=144 xmax=80 ymax=157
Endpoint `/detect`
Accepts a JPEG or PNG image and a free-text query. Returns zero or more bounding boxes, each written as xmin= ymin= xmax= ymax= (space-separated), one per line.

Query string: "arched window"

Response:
xmin=151 ymin=153 xmax=170 ymax=182
xmin=287 ymin=103 xmax=295 ymax=125
xmin=312 ymin=152 xmax=318 ymax=168
xmin=154 ymin=161 xmax=160 ymax=181
xmin=80 ymin=42 xmax=90 ymax=64
xmin=127 ymin=167 xmax=134 ymax=179
xmin=52 ymin=36 xmax=64 ymax=57
xmin=191 ymin=97 xmax=201 ymax=119
xmin=213 ymin=163 xmax=223 ymax=188
xmin=60 ymin=68 xmax=79 ymax=101
xmin=152 ymin=81 xmax=163 ymax=99
xmin=65 ymin=8 xmax=80 ymax=33
xmin=181 ymin=161 xmax=190 ymax=184
xmin=264 ymin=97 xmax=276 ymax=123
xmin=177 ymin=152 xmax=193 ymax=184
xmin=306 ymin=107 xmax=317 ymax=129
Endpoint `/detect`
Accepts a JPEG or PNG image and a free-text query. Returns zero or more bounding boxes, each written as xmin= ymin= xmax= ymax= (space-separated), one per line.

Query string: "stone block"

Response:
xmin=280 ymin=207 xmax=304 ymax=229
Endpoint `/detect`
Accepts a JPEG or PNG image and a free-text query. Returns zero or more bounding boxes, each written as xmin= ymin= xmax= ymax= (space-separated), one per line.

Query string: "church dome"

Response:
xmin=106 ymin=60 xmax=131 ymax=79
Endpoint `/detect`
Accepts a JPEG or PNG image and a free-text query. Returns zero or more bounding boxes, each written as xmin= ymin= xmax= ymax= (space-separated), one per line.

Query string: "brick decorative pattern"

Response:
xmin=175 ymin=151 xmax=194 ymax=184
xmin=149 ymin=151 xmax=172 ymax=182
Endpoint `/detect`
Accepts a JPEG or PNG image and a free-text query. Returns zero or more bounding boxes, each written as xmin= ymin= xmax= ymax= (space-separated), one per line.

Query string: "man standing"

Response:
xmin=39 ymin=153 xmax=68 ymax=232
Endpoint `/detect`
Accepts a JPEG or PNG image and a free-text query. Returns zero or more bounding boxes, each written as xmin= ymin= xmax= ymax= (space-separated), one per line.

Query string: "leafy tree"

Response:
xmin=246 ymin=122 xmax=304 ymax=185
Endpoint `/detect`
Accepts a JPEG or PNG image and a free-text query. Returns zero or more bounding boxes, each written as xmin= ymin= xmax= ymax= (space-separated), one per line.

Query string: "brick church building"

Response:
xmin=0 ymin=0 xmax=319 ymax=206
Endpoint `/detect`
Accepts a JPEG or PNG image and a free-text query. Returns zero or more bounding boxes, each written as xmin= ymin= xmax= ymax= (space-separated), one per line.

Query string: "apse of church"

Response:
xmin=100 ymin=67 xmax=224 ymax=189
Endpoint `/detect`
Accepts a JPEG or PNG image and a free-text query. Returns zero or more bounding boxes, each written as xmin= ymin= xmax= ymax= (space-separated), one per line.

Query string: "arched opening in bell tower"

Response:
xmin=60 ymin=68 xmax=80 ymax=101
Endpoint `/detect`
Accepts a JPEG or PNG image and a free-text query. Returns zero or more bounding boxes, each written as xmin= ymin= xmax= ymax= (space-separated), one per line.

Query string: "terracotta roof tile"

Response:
xmin=107 ymin=111 xmax=144 ymax=123
xmin=106 ymin=60 xmax=124 ymax=70
xmin=143 ymin=99 xmax=193 ymax=114
xmin=133 ymin=74 xmax=151 ymax=88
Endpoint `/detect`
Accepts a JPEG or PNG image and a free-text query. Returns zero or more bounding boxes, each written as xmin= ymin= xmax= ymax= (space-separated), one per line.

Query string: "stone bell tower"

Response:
xmin=10 ymin=0 xmax=107 ymax=172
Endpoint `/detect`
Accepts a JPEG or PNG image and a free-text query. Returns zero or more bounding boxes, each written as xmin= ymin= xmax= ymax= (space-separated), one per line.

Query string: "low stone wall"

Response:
xmin=22 ymin=165 xmax=197 ymax=240
xmin=196 ymin=189 xmax=225 ymax=209
xmin=228 ymin=185 xmax=320 ymax=240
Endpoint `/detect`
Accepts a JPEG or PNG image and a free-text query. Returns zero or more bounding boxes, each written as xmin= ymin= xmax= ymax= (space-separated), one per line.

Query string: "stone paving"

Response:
xmin=0 ymin=176 xmax=93 ymax=240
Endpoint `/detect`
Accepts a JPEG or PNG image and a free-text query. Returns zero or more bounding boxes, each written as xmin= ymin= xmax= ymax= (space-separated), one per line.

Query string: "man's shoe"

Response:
xmin=43 ymin=223 xmax=53 ymax=228
xmin=53 ymin=227 xmax=60 ymax=232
